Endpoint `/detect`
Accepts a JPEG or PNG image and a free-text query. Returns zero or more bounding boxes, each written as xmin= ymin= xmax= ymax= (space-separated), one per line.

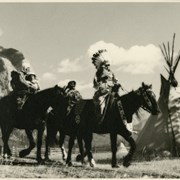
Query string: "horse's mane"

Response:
xmin=120 ymin=90 xmax=142 ymax=120
xmin=32 ymin=87 xmax=55 ymax=97
xmin=77 ymin=90 xmax=144 ymax=121
xmin=24 ymin=87 xmax=57 ymax=108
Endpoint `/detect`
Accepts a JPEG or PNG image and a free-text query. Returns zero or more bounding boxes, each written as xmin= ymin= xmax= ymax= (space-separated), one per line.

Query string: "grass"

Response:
xmin=0 ymin=152 xmax=179 ymax=178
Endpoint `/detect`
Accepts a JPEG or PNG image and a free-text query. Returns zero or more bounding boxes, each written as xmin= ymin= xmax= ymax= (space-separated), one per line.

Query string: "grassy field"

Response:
xmin=0 ymin=151 xmax=179 ymax=178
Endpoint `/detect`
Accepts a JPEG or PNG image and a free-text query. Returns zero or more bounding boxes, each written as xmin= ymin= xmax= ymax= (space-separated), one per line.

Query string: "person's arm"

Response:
xmin=28 ymin=80 xmax=40 ymax=91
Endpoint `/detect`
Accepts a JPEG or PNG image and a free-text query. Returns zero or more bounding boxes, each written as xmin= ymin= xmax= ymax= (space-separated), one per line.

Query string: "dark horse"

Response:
xmin=0 ymin=84 xmax=62 ymax=163
xmin=45 ymin=82 xmax=159 ymax=167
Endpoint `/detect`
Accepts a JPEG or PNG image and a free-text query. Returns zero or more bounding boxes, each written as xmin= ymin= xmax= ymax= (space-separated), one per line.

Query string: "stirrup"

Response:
xmin=75 ymin=115 xmax=80 ymax=124
xmin=98 ymin=118 xmax=103 ymax=125
xmin=66 ymin=106 xmax=72 ymax=115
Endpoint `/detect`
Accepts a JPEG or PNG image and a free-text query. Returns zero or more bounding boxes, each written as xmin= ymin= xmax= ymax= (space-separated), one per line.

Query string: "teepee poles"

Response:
xmin=159 ymin=33 xmax=180 ymax=84
xmin=159 ymin=33 xmax=179 ymax=157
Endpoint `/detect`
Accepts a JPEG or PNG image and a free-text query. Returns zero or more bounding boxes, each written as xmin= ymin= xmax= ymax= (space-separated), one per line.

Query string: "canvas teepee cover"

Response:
xmin=135 ymin=34 xmax=180 ymax=157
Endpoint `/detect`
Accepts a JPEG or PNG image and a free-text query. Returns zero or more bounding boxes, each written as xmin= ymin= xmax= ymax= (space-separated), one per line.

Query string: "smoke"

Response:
xmin=0 ymin=58 xmax=15 ymax=97
xmin=0 ymin=48 xmax=33 ymax=98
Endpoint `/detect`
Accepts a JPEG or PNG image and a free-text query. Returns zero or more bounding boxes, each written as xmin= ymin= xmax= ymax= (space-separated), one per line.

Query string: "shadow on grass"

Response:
xmin=95 ymin=157 xmax=111 ymax=164
xmin=95 ymin=157 xmax=124 ymax=165
xmin=0 ymin=157 xmax=66 ymax=167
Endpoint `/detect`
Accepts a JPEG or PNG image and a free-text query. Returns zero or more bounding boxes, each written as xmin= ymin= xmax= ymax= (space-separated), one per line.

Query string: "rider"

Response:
xmin=10 ymin=62 xmax=40 ymax=110
xmin=63 ymin=80 xmax=82 ymax=114
xmin=92 ymin=49 xmax=120 ymax=113
xmin=24 ymin=67 xmax=40 ymax=93
xmin=91 ymin=49 xmax=128 ymax=125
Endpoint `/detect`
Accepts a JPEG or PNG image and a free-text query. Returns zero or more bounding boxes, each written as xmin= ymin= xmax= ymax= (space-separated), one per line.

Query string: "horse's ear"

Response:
xmin=54 ymin=84 xmax=61 ymax=91
xmin=149 ymin=84 xmax=152 ymax=89
xmin=54 ymin=85 xmax=59 ymax=89
xmin=54 ymin=85 xmax=62 ymax=95
xmin=142 ymin=82 xmax=145 ymax=88
xmin=142 ymin=82 xmax=151 ymax=91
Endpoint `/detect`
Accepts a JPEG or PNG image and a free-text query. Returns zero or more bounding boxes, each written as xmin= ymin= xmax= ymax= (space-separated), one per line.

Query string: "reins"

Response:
xmin=135 ymin=89 xmax=153 ymax=113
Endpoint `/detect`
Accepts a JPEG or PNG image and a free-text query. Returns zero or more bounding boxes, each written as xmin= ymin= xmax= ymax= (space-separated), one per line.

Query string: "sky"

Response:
xmin=0 ymin=2 xmax=180 ymax=98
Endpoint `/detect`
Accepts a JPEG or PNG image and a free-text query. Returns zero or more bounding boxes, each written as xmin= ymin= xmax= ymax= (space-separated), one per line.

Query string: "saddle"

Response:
xmin=12 ymin=90 xmax=31 ymax=110
xmin=94 ymin=93 xmax=114 ymax=124
xmin=95 ymin=92 xmax=126 ymax=125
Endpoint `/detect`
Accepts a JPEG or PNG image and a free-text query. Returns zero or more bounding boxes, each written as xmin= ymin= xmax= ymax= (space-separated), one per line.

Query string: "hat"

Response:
xmin=21 ymin=59 xmax=34 ymax=74
xmin=67 ymin=80 xmax=76 ymax=86
xmin=26 ymin=71 xmax=36 ymax=77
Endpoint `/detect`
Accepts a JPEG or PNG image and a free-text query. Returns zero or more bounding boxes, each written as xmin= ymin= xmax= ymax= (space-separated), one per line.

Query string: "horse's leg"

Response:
xmin=77 ymin=135 xmax=84 ymax=165
xmin=66 ymin=135 xmax=76 ymax=167
xmin=59 ymin=131 xmax=67 ymax=161
xmin=110 ymin=133 xmax=119 ymax=168
xmin=76 ymin=151 xmax=87 ymax=162
xmin=1 ymin=127 xmax=13 ymax=158
xmin=84 ymin=133 xmax=95 ymax=167
xmin=120 ymin=130 xmax=136 ymax=167
xmin=19 ymin=129 xmax=36 ymax=158
xmin=36 ymin=123 xmax=45 ymax=164
xmin=44 ymin=133 xmax=51 ymax=161
xmin=44 ymin=125 xmax=56 ymax=161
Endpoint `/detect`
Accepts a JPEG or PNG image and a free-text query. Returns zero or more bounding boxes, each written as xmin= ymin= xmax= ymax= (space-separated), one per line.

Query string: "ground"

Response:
xmin=0 ymin=150 xmax=179 ymax=178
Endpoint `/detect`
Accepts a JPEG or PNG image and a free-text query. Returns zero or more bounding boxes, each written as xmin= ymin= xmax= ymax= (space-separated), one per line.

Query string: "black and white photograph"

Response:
xmin=0 ymin=0 xmax=179 ymax=178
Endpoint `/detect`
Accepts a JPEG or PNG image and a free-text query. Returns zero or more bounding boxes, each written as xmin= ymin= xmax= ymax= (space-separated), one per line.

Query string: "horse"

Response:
xmin=45 ymin=108 xmax=67 ymax=162
xmin=45 ymin=82 xmax=160 ymax=168
xmin=44 ymin=89 xmax=82 ymax=162
xmin=0 ymin=84 xmax=62 ymax=163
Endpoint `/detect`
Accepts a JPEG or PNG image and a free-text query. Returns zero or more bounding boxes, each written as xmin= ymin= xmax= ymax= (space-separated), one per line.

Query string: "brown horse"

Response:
xmin=45 ymin=82 xmax=159 ymax=167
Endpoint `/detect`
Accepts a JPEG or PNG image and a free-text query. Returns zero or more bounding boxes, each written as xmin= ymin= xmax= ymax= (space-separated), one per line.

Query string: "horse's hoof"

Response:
xmin=37 ymin=157 xmax=45 ymax=165
xmin=62 ymin=151 xmax=67 ymax=161
xmin=37 ymin=160 xmax=45 ymax=165
xmin=3 ymin=154 xmax=11 ymax=159
xmin=123 ymin=155 xmax=131 ymax=167
xmin=66 ymin=161 xmax=72 ymax=167
xmin=62 ymin=155 xmax=67 ymax=161
xmin=76 ymin=154 xmax=81 ymax=162
xmin=123 ymin=161 xmax=131 ymax=167
xmin=81 ymin=162 xmax=85 ymax=167
xmin=44 ymin=157 xmax=52 ymax=162
xmin=19 ymin=152 xmax=23 ymax=158
xmin=112 ymin=164 xmax=119 ymax=168
xmin=19 ymin=150 xmax=28 ymax=158
xmin=8 ymin=152 xmax=12 ymax=157
xmin=90 ymin=159 xmax=96 ymax=167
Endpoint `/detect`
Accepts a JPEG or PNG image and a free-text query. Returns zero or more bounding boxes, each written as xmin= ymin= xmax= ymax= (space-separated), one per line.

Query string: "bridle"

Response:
xmin=135 ymin=88 xmax=154 ymax=113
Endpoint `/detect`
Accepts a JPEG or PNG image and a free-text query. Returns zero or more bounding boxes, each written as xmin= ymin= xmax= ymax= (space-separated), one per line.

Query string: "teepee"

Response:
xmin=135 ymin=34 xmax=180 ymax=158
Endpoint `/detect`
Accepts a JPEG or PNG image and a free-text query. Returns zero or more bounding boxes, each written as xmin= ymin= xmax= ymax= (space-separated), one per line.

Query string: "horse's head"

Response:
xmin=136 ymin=82 xmax=160 ymax=115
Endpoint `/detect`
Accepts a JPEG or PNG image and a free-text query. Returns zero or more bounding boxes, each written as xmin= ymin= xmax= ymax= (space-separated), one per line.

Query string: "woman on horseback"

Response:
xmin=10 ymin=62 xmax=40 ymax=110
